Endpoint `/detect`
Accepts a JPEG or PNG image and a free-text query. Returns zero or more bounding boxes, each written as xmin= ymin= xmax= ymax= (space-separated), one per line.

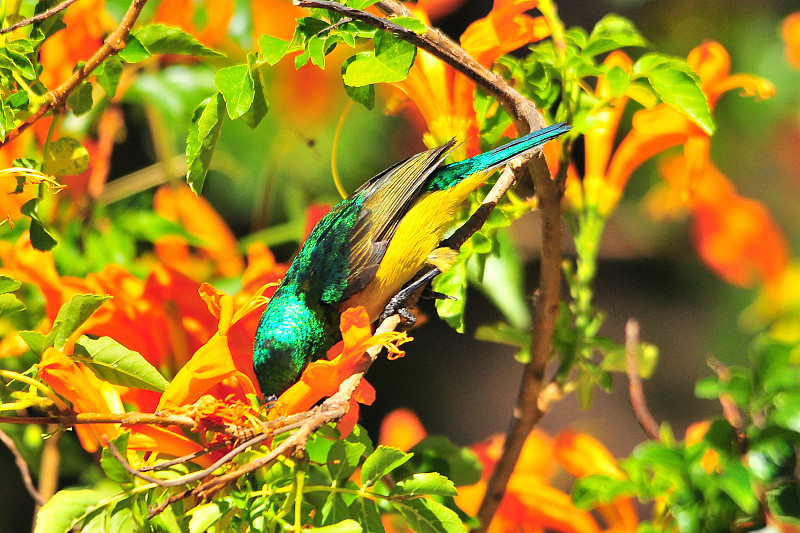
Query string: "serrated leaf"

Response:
xmin=97 ymin=56 xmax=123 ymax=97
xmin=189 ymin=501 xmax=230 ymax=533
xmin=304 ymin=519 xmax=362 ymax=533
xmin=361 ymin=446 xmax=413 ymax=487
xmin=135 ymin=24 xmax=223 ymax=57
xmin=394 ymin=498 xmax=466 ymax=533
xmin=348 ymin=498 xmax=384 ymax=533
xmin=45 ymin=294 xmax=110 ymax=351
xmin=341 ymin=55 xmax=375 ymax=110
xmin=0 ymin=275 xmax=21 ymax=294
xmin=0 ymin=292 xmax=25 ymax=318
xmin=66 ymin=81 xmax=93 ymax=116
xmin=327 ymin=439 xmax=367 ymax=482
xmin=583 ymin=14 xmax=649 ymax=57
xmin=342 ymin=32 xmax=416 ymax=87
xmin=42 ymin=137 xmax=90 ymax=176
xmin=33 ymin=489 xmax=103 ymax=533
xmin=185 ymin=92 xmax=225 ymax=195
xmin=634 ymin=54 xmax=714 ymax=135
xmin=73 ymin=336 xmax=169 ymax=392
xmin=118 ymin=34 xmax=151 ymax=63
xmin=391 ymin=472 xmax=457 ymax=497
xmin=100 ymin=432 xmax=132 ymax=484
xmin=259 ymin=34 xmax=292 ymax=65
xmin=215 ymin=64 xmax=254 ymax=120
xmin=20 ymin=199 xmax=57 ymax=251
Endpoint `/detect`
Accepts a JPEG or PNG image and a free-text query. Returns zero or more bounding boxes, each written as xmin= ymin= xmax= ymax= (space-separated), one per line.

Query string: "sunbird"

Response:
xmin=254 ymin=123 xmax=571 ymax=396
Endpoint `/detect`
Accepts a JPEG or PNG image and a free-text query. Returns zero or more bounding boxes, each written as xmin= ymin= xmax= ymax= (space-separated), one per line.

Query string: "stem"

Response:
xmin=0 ymin=0 xmax=149 ymax=146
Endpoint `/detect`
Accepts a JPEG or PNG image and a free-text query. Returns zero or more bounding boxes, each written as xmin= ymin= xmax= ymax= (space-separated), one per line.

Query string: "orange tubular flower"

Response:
xmin=379 ymin=408 xmax=428 ymax=451
xmin=272 ymin=306 xmax=410 ymax=436
xmin=154 ymin=184 xmax=245 ymax=280
xmin=658 ymin=156 xmax=789 ymax=289
xmin=452 ymin=429 xmax=635 ymax=533
xmin=391 ymin=0 xmax=550 ymax=153
xmin=783 ymin=13 xmax=800 ymax=70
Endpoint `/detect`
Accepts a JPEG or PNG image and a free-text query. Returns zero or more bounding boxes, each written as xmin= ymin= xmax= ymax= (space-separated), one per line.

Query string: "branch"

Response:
xmin=0 ymin=0 xmax=80 ymax=34
xmin=0 ymin=426 xmax=45 ymax=506
xmin=625 ymin=319 xmax=660 ymax=440
xmin=0 ymin=0 xmax=148 ymax=146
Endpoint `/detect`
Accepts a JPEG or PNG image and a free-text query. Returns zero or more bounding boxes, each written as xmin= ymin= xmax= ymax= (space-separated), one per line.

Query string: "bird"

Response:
xmin=253 ymin=122 xmax=571 ymax=396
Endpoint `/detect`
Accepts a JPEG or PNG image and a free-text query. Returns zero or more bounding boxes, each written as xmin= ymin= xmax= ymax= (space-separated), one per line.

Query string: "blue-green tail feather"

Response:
xmin=427 ymin=122 xmax=571 ymax=191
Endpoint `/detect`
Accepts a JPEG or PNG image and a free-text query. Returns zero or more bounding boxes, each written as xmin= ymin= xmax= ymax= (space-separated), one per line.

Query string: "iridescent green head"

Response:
xmin=252 ymin=286 xmax=331 ymax=397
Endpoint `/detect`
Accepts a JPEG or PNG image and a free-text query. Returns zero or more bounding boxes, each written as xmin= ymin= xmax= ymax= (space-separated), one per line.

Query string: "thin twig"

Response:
xmin=0 ymin=0 xmax=149 ymax=146
xmin=707 ymin=356 xmax=745 ymax=438
xmin=0 ymin=426 xmax=45 ymax=506
xmin=625 ymin=319 xmax=659 ymax=440
xmin=0 ymin=0 xmax=80 ymax=34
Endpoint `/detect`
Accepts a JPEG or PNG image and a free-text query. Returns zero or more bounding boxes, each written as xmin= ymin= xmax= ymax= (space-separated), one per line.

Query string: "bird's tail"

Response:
xmin=429 ymin=122 xmax=571 ymax=190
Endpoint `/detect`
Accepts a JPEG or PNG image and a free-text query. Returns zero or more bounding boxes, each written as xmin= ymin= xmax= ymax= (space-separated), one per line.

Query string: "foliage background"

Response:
xmin=0 ymin=0 xmax=798 ymax=531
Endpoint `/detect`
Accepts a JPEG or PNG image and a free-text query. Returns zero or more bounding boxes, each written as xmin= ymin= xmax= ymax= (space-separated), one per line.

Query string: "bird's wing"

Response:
xmin=339 ymin=139 xmax=457 ymax=301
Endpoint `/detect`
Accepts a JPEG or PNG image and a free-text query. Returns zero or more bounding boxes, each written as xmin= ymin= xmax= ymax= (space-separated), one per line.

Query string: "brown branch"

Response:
xmin=625 ymin=319 xmax=660 ymax=440
xmin=0 ymin=0 xmax=148 ymax=146
xmin=0 ymin=0 xmax=80 ymax=34
xmin=0 ymin=426 xmax=45 ymax=506
xmin=707 ymin=356 xmax=745 ymax=438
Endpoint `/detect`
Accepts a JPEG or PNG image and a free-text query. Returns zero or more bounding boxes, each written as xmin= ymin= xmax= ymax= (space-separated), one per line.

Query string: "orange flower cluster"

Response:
xmin=564 ymin=42 xmax=786 ymax=290
xmin=379 ymin=410 xmax=636 ymax=532
xmin=782 ymin=13 xmax=800 ymax=70
xmin=391 ymin=0 xmax=550 ymax=155
xmin=1 ymin=186 xmax=401 ymax=460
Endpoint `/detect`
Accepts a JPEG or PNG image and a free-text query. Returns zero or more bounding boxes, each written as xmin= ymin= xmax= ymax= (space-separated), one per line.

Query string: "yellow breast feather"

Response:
xmin=342 ymin=171 xmax=488 ymax=320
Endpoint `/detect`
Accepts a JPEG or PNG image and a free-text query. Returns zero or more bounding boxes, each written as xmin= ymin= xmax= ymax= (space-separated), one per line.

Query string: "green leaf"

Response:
xmin=33 ymin=489 xmax=103 ymax=533
xmin=45 ymin=294 xmax=110 ymax=351
xmin=135 ymin=24 xmax=223 ymax=57
xmin=604 ymin=65 xmax=630 ymax=97
xmin=406 ymin=437 xmax=481 ymax=486
xmin=391 ymin=472 xmax=457 ymax=497
xmin=715 ymin=460 xmax=758 ymax=514
xmin=118 ymin=35 xmax=151 ymax=63
xmin=767 ymin=484 xmax=800 ymax=524
xmin=66 ymin=82 xmax=94 ymax=116
xmin=0 ymin=275 xmax=21 ymax=293
xmin=348 ymin=498 xmax=384 ymax=533
xmin=242 ymin=55 xmax=269 ymax=128
xmin=19 ymin=331 xmax=46 ymax=356
xmin=185 ymin=92 xmax=225 ymax=195
xmin=100 ymin=432 xmax=132 ymax=484
xmin=572 ymin=475 xmax=636 ymax=509
xmin=97 ymin=56 xmax=123 ymax=97
xmin=327 ymin=438 xmax=367 ymax=482
xmin=475 ymin=322 xmax=531 ymax=349
xmin=342 ymin=32 xmax=416 ymax=87
xmin=433 ymin=260 xmax=467 ymax=333
xmin=361 ymin=446 xmax=413 ymax=487
xmin=600 ymin=339 xmax=659 ymax=378
xmin=0 ymin=293 xmax=25 ymax=318
xmin=1 ymin=46 xmax=36 ymax=79
xmin=215 ymin=64 xmax=255 ymax=120
xmin=304 ymin=519 xmax=362 ymax=533
xmin=633 ymin=53 xmax=714 ymax=135
xmin=42 ymin=137 xmax=90 ymax=176
xmin=346 ymin=0 xmax=380 ymax=9
xmin=189 ymin=501 xmax=230 ymax=533
xmin=321 ymin=493 xmax=351 ymax=526
xmin=394 ymin=498 xmax=466 ymax=533
xmin=73 ymin=336 xmax=170 ymax=392
xmin=341 ymin=55 xmax=375 ymax=110
xmin=583 ymin=14 xmax=649 ymax=57
xmin=20 ymin=199 xmax=57 ymax=251
xmin=390 ymin=17 xmax=428 ymax=34
xmin=259 ymin=34 xmax=292 ymax=65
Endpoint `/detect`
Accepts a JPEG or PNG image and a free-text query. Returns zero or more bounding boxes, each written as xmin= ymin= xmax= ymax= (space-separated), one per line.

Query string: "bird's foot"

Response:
xmin=379 ymin=268 xmax=457 ymax=327
xmin=421 ymin=285 xmax=457 ymax=301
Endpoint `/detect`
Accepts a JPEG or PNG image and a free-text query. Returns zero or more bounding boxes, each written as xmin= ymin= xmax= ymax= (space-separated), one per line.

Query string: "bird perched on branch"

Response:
xmin=253 ymin=122 xmax=571 ymax=396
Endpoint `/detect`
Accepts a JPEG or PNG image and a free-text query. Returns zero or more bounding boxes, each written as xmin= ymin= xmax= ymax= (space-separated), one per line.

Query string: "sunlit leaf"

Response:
xmin=73 ymin=336 xmax=170 ymax=392
xmin=186 ymin=92 xmax=225 ymax=195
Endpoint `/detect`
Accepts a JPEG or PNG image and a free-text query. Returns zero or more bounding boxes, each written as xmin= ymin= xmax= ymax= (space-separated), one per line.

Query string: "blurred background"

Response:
xmin=1 ymin=0 xmax=799 ymax=530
